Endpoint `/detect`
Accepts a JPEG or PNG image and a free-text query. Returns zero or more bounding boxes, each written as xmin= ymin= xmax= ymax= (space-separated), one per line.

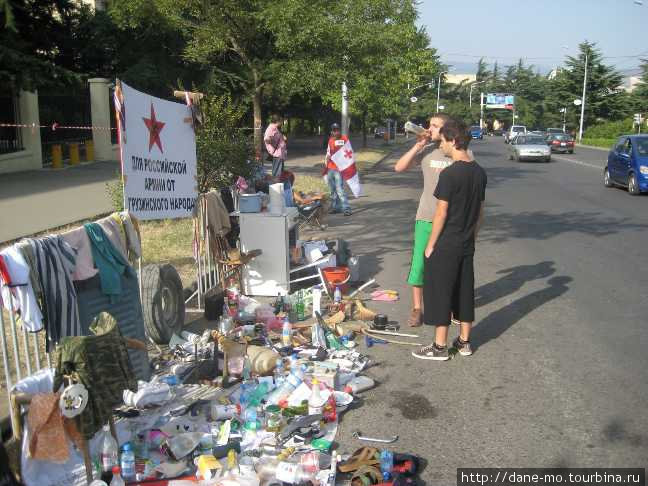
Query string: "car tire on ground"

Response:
xmin=141 ymin=263 xmax=185 ymax=344
xmin=628 ymin=173 xmax=641 ymax=196
xmin=568 ymin=150 xmax=574 ymax=154
xmin=545 ymin=156 xmax=551 ymax=163
xmin=603 ymin=168 xmax=614 ymax=188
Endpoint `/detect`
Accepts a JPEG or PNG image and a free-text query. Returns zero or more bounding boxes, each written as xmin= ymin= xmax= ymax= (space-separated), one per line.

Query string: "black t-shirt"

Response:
xmin=433 ymin=160 xmax=487 ymax=255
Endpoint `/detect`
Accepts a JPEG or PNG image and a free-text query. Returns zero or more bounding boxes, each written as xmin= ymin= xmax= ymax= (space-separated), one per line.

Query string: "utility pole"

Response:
xmin=436 ymin=71 xmax=447 ymax=113
xmin=578 ymin=53 xmax=588 ymax=142
xmin=480 ymin=92 xmax=484 ymax=129
xmin=561 ymin=107 xmax=566 ymax=133
xmin=341 ymin=82 xmax=349 ymax=136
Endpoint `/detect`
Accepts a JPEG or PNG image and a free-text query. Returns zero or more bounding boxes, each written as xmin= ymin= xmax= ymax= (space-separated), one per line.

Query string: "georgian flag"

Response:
xmin=330 ymin=140 xmax=362 ymax=198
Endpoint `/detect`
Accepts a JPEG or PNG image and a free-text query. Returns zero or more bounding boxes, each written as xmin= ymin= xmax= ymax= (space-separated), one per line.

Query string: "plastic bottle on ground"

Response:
xmin=120 ymin=443 xmax=136 ymax=480
xmin=379 ymin=450 xmax=393 ymax=481
xmin=266 ymin=367 xmax=304 ymax=406
xmin=109 ymin=467 xmax=125 ymax=486
xmin=308 ymin=379 xmax=324 ymax=415
xmin=274 ymin=461 xmax=318 ymax=484
xmin=282 ymin=317 xmax=292 ymax=347
xmin=100 ymin=425 xmax=118 ymax=483
xmin=344 ymin=376 xmax=375 ymax=394
xmin=334 ymin=286 xmax=342 ymax=303
xmin=274 ymin=358 xmax=285 ymax=388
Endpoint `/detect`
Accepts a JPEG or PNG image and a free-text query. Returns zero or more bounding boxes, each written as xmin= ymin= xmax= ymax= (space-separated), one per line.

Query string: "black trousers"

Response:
xmin=423 ymin=248 xmax=475 ymax=326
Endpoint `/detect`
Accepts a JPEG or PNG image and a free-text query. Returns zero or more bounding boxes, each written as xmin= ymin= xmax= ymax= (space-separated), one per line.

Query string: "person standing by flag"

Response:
xmin=324 ymin=123 xmax=352 ymax=216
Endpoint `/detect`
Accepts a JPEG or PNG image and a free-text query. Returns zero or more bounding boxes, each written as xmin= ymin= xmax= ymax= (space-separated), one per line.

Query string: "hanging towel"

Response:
xmin=84 ymin=223 xmax=134 ymax=299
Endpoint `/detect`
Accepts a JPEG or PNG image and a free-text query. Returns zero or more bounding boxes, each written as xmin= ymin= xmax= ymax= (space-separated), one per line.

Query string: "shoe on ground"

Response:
xmin=328 ymin=207 xmax=339 ymax=214
xmin=344 ymin=209 xmax=352 ymax=216
xmin=452 ymin=337 xmax=473 ymax=356
xmin=411 ymin=343 xmax=449 ymax=361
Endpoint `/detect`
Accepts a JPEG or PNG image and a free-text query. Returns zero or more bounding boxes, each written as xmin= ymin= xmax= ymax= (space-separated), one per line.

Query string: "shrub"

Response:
xmin=584 ymin=118 xmax=634 ymax=139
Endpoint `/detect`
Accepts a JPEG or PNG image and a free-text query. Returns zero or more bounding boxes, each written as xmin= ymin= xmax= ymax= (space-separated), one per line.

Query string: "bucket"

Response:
xmin=321 ymin=266 xmax=351 ymax=294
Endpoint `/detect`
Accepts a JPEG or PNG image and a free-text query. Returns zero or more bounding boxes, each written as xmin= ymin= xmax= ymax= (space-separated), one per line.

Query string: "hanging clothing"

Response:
xmin=195 ymin=191 xmax=231 ymax=237
xmin=53 ymin=314 xmax=137 ymax=440
xmin=31 ymin=236 xmax=80 ymax=346
xmin=0 ymin=246 xmax=44 ymax=331
xmin=61 ymin=227 xmax=99 ymax=281
xmin=96 ymin=215 xmax=128 ymax=260
xmin=119 ymin=211 xmax=142 ymax=259
xmin=84 ymin=223 xmax=134 ymax=299
xmin=15 ymin=240 xmax=44 ymax=299
xmin=27 ymin=392 xmax=69 ymax=463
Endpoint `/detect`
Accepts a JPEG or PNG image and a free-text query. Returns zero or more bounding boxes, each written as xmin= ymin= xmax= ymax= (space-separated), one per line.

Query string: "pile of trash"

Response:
xmin=19 ymin=278 xmax=424 ymax=486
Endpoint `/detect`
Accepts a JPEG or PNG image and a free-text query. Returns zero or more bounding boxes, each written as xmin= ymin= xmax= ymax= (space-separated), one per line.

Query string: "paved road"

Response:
xmin=315 ymin=136 xmax=648 ymax=484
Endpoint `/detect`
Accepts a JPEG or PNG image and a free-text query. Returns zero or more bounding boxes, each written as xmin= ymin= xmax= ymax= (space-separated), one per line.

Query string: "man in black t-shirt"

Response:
xmin=412 ymin=118 xmax=487 ymax=361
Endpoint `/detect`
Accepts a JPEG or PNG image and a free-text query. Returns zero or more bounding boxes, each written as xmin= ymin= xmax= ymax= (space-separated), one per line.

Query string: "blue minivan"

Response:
xmin=604 ymin=135 xmax=648 ymax=195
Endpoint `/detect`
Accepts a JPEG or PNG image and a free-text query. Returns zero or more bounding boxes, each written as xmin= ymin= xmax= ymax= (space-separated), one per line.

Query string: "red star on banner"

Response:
xmin=142 ymin=103 xmax=165 ymax=153
xmin=344 ymin=149 xmax=353 ymax=159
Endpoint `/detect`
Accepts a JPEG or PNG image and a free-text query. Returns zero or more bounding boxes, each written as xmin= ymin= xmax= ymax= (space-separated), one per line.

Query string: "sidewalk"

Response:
xmin=0 ymin=135 xmax=404 ymax=243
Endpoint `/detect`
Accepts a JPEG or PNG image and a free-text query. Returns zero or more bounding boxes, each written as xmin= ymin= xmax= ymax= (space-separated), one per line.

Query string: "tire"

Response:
xmin=141 ymin=263 xmax=185 ymax=344
xmin=568 ymin=150 xmax=574 ymax=154
xmin=603 ymin=168 xmax=614 ymax=188
xmin=628 ymin=173 xmax=640 ymax=195
xmin=545 ymin=156 xmax=551 ymax=163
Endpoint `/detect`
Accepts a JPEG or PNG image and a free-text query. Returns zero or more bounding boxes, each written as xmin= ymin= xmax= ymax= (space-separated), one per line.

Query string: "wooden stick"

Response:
xmin=366 ymin=329 xmax=419 ymax=338
xmin=362 ymin=330 xmax=422 ymax=346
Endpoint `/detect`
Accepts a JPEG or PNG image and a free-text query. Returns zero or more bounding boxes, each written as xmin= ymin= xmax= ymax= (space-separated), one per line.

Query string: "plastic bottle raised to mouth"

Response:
xmin=404 ymin=121 xmax=426 ymax=135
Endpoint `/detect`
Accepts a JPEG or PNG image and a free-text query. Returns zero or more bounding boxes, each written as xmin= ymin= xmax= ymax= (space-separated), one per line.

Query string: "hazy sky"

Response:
xmin=416 ymin=0 xmax=648 ymax=76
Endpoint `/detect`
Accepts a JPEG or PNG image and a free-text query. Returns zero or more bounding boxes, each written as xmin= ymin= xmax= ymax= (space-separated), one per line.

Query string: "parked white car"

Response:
xmin=509 ymin=134 xmax=551 ymax=162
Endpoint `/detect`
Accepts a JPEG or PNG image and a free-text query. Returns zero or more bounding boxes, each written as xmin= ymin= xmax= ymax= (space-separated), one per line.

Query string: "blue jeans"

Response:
xmin=327 ymin=169 xmax=350 ymax=212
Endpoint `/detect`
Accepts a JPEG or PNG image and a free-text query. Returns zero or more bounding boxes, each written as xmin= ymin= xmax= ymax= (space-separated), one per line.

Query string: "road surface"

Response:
xmin=322 ymin=136 xmax=648 ymax=483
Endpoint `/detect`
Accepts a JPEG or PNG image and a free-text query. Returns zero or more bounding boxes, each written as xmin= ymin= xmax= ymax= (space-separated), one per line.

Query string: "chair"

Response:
xmin=296 ymin=200 xmax=326 ymax=231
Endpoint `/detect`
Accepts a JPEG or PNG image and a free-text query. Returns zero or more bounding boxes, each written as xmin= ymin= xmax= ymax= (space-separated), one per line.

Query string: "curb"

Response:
xmin=576 ymin=143 xmax=610 ymax=152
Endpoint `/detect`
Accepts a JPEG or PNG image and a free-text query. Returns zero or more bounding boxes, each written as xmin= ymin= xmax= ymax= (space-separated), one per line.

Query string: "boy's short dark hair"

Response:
xmin=270 ymin=114 xmax=283 ymax=123
xmin=440 ymin=118 xmax=471 ymax=150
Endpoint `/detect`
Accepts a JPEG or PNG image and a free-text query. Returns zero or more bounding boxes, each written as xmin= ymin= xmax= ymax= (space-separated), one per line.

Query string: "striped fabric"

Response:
xmin=29 ymin=236 xmax=81 ymax=347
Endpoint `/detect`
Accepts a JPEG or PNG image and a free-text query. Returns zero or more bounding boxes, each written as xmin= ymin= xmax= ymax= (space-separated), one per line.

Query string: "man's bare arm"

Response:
xmin=425 ymin=200 xmax=449 ymax=257
xmin=394 ymin=134 xmax=430 ymax=172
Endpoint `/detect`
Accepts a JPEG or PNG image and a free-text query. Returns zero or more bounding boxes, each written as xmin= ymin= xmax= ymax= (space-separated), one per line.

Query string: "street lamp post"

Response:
xmin=436 ymin=71 xmax=447 ymax=113
xmin=560 ymin=107 xmax=567 ymax=132
xmin=469 ymin=81 xmax=485 ymax=108
xmin=578 ymin=53 xmax=588 ymax=142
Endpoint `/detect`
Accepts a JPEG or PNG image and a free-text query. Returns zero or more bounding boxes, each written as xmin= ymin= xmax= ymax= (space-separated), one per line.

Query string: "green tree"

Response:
xmin=631 ymin=58 xmax=648 ymax=112
xmin=545 ymin=41 xmax=626 ymax=134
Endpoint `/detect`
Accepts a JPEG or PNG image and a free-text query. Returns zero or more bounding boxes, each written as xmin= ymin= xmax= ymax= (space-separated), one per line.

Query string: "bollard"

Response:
xmin=51 ymin=145 xmax=63 ymax=169
xmin=84 ymin=140 xmax=94 ymax=161
xmin=69 ymin=143 xmax=80 ymax=165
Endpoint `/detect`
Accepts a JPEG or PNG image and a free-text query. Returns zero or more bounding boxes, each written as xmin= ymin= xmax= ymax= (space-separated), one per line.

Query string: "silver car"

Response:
xmin=509 ymin=135 xmax=552 ymax=162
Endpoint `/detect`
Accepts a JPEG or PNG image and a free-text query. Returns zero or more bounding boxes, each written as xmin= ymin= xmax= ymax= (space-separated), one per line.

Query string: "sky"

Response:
xmin=416 ymin=0 xmax=648 ymax=77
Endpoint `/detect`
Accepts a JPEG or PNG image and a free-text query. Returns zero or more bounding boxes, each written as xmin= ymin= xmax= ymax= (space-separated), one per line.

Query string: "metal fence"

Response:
xmin=39 ymin=89 xmax=92 ymax=164
xmin=0 ymin=95 xmax=23 ymax=155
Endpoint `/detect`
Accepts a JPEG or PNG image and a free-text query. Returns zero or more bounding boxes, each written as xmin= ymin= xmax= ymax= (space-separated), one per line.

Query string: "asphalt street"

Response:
xmin=320 ymin=136 xmax=648 ymax=484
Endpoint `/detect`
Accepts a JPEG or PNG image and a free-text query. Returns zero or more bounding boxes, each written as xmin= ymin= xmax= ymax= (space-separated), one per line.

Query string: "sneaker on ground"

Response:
xmin=344 ymin=209 xmax=352 ymax=216
xmin=411 ymin=344 xmax=449 ymax=361
xmin=452 ymin=337 xmax=473 ymax=356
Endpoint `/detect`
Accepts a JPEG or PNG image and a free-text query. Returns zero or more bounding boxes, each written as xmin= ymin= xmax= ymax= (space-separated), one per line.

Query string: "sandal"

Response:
xmin=351 ymin=465 xmax=383 ymax=486
xmin=407 ymin=308 xmax=422 ymax=327
xmin=338 ymin=446 xmax=379 ymax=473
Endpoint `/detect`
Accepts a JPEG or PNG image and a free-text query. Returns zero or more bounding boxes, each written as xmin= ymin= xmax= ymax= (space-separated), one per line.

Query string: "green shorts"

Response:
xmin=407 ymin=220 xmax=432 ymax=286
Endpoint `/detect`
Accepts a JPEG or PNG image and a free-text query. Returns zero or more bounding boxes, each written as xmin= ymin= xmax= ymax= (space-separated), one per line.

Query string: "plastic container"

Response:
xmin=266 ymin=368 xmax=304 ymax=405
xmin=404 ymin=121 xmax=426 ymax=135
xmin=100 ymin=425 xmax=119 ymax=480
xmin=110 ymin=467 xmax=125 ymax=486
xmin=380 ymin=450 xmax=394 ymax=480
xmin=344 ymin=376 xmax=375 ymax=394
xmin=308 ymin=379 xmax=324 ymax=415
xmin=274 ymin=358 xmax=285 ymax=388
xmin=120 ymin=443 xmax=136 ymax=480
xmin=282 ymin=318 xmax=292 ymax=347
xmin=334 ymin=286 xmax=342 ymax=303
xmin=322 ymin=266 xmax=350 ymax=294
xmin=239 ymin=194 xmax=262 ymax=213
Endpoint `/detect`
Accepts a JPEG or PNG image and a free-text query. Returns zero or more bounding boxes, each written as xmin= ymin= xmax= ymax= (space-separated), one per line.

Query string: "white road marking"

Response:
xmin=552 ymin=154 xmax=603 ymax=170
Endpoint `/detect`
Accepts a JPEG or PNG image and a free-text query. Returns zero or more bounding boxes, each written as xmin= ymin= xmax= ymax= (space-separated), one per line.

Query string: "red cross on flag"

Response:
xmin=330 ymin=140 xmax=362 ymax=197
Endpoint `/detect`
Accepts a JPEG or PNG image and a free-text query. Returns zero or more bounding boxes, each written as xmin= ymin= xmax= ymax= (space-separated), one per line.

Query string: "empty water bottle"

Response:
xmin=334 ymin=286 xmax=342 ymax=303
xmin=380 ymin=450 xmax=393 ymax=481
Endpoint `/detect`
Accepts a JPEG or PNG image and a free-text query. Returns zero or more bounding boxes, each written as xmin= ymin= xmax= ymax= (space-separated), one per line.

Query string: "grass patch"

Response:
xmin=139 ymin=219 xmax=195 ymax=286
xmin=580 ymin=138 xmax=616 ymax=149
